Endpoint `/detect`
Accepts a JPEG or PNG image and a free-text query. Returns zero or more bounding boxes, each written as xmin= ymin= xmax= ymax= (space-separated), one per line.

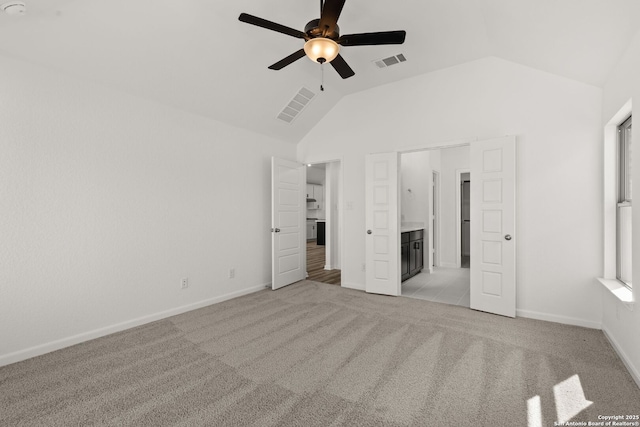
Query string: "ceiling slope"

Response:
xmin=0 ymin=0 xmax=637 ymax=143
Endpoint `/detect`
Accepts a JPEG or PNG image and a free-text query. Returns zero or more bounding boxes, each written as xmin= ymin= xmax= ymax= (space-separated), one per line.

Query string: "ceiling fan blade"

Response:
xmin=330 ymin=54 xmax=355 ymax=79
xmin=268 ymin=49 xmax=307 ymax=70
xmin=238 ymin=13 xmax=306 ymax=39
xmin=318 ymin=0 xmax=346 ymax=36
xmin=338 ymin=30 xmax=406 ymax=46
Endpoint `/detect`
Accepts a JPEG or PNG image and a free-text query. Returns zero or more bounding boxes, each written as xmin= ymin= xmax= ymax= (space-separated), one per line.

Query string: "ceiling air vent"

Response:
xmin=374 ymin=53 xmax=407 ymax=69
xmin=277 ymin=87 xmax=316 ymax=124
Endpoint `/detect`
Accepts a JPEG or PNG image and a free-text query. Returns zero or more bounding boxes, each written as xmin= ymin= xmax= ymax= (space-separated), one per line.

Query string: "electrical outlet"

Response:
xmin=181 ymin=278 xmax=188 ymax=289
xmin=229 ymin=268 xmax=235 ymax=279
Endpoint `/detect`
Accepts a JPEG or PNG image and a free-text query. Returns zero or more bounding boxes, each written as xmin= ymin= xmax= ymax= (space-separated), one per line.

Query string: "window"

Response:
xmin=617 ymin=115 xmax=632 ymax=288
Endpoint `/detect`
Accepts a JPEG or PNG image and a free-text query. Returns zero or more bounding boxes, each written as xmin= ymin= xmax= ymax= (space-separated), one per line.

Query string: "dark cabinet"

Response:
xmin=402 ymin=229 xmax=424 ymax=282
xmin=317 ymin=221 xmax=326 ymax=246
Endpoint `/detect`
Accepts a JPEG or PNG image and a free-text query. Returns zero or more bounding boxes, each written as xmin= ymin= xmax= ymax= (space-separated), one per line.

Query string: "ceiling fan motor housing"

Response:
xmin=304 ymin=19 xmax=340 ymax=39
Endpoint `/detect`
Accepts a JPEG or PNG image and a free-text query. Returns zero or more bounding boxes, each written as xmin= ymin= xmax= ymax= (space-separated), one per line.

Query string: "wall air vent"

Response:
xmin=277 ymin=87 xmax=316 ymax=124
xmin=374 ymin=53 xmax=407 ymax=69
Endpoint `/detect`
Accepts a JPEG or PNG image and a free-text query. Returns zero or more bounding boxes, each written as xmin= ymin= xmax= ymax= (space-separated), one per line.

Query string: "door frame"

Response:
xmin=456 ymin=168 xmax=471 ymax=268
xmin=430 ymin=170 xmax=440 ymax=272
xmin=303 ymin=158 xmax=344 ymax=286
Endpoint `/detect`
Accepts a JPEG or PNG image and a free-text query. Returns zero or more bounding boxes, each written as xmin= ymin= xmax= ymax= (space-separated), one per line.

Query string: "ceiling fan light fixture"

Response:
xmin=1 ymin=1 xmax=26 ymax=15
xmin=304 ymin=37 xmax=340 ymax=64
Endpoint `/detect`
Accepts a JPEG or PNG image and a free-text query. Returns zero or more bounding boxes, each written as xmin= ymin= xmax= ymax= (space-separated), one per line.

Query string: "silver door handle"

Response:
xmin=504 ymin=234 xmax=512 ymax=241
xmin=367 ymin=230 xmax=372 ymax=234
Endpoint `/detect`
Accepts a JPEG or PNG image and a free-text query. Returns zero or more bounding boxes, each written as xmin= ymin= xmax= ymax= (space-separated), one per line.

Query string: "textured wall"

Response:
xmin=0 ymin=55 xmax=295 ymax=364
xmin=298 ymin=56 xmax=603 ymax=328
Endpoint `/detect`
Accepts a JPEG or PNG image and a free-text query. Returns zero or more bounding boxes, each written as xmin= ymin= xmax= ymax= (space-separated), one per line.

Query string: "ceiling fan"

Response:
xmin=238 ymin=0 xmax=406 ymax=79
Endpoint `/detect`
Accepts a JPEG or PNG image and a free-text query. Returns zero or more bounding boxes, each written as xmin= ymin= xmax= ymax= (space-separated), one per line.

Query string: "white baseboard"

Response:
xmin=0 ymin=283 xmax=268 ymax=368
xmin=341 ymin=281 xmax=365 ymax=291
xmin=516 ymin=308 xmax=601 ymax=330
xmin=602 ymin=326 xmax=640 ymax=390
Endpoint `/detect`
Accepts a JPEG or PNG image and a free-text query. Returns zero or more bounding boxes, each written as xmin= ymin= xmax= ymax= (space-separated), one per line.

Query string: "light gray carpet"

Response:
xmin=1 ymin=280 xmax=639 ymax=426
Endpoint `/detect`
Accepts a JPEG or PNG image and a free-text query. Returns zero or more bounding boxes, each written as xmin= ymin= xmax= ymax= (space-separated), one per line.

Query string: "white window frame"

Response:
xmin=617 ymin=115 xmax=632 ymax=288
xmin=599 ymin=99 xmax=634 ymax=306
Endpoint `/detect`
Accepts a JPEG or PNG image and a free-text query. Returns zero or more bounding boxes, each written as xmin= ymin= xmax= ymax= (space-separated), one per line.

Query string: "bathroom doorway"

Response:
xmin=399 ymin=146 xmax=471 ymax=307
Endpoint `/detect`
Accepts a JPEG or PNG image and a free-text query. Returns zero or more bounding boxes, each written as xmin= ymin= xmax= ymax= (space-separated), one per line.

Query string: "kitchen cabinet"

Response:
xmin=401 ymin=229 xmax=424 ymax=282
xmin=306 ymin=183 xmax=323 ymax=210
xmin=306 ymin=220 xmax=317 ymax=240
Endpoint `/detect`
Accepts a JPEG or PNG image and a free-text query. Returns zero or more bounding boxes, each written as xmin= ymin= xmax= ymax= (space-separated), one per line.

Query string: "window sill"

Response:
xmin=598 ymin=278 xmax=634 ymax=310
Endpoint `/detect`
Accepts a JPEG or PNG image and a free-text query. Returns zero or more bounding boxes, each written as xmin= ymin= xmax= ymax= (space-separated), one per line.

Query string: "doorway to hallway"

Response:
xmin=305 ymin=161 xmax=342 ymax=286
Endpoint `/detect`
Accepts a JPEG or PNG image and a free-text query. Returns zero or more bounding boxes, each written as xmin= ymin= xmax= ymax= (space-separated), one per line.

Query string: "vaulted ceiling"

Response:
xmin=0 ymin=0 xmax=638 ymax=143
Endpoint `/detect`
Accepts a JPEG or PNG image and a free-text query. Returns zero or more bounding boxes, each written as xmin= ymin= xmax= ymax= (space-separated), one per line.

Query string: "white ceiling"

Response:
xmin=0 ymin=0 xmax=638 ymax=143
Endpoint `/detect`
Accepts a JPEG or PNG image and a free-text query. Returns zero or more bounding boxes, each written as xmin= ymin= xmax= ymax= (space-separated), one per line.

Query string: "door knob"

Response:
xmin=274 ymin=228 xmax=281 ymax=233
xmin=367 ymin=230 xmax=372 ymax=234
xmin=504 ymin=234 xmax=512 ymax=241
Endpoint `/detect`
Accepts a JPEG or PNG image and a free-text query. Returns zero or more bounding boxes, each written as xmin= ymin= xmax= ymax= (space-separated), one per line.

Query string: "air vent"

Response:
xmin=374 ymin=53 xmax=407 ymax=69
xmin=277 ymin=87 xmax=316 ymax=124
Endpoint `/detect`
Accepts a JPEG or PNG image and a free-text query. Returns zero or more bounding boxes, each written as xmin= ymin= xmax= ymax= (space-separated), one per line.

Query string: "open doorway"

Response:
xmin=305 ymin=161 xmax=342 ymax=285
xmin=399 ymin=146 xmax=470 ymax=307
xmin=459 ymin=171 xmax=471 ymax=268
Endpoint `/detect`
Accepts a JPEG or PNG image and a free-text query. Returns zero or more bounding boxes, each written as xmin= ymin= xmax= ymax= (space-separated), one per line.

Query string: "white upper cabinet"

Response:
xmin=306 ymin=183 xmax=323 ymax=210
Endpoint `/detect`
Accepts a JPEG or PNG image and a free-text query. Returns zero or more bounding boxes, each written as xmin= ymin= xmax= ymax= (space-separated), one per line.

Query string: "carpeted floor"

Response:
xmin=1 ymin=281 xmax=639 ymax=426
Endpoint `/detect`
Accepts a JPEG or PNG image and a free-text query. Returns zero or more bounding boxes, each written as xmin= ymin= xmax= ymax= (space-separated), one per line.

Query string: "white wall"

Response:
xmin=0 ymin=55 xmax=295 ymax=365
xmin=306 ymin=166 xmax=325 ymax=184
xmin=438 ymin=147 xmax=470 ymax=267
xmin=601 ymin=31 xmax=640 ymax=385
xmin=400 ymin=151 xmax=430 ymax=225
xmin=298 ymin=56 xmax=603 ymax=328
xmin=326 ymin=162 xmax=341 ymax=270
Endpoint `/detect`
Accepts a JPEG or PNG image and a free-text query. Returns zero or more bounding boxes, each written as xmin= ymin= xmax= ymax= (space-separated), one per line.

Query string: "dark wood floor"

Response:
xmin=307 ymin=240 xmax=341 ymax=285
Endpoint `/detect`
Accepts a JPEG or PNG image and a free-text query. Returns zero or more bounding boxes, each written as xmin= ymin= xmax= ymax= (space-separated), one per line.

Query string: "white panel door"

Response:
xmin=470 ymin=136 xmax=516 ymax=317
xmin=272 ymin=157 xmax=306 ymax=290
xmin=365 ymin=152 xmax=400 ymax=296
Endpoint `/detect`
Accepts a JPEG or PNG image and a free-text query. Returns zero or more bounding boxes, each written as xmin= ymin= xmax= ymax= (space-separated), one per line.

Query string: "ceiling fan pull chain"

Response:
xmin=320 ymin=63 xmax=325 ymax=92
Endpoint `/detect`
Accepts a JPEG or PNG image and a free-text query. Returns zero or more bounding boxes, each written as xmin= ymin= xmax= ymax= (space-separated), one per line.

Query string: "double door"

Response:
xmin=365 ymin=136 xmax=516 ymax=318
